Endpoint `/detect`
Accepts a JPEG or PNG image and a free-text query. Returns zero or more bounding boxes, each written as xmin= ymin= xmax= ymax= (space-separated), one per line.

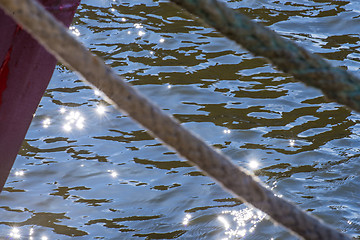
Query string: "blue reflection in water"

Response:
xmin=0 ymin=0 xmax=359 ymax=239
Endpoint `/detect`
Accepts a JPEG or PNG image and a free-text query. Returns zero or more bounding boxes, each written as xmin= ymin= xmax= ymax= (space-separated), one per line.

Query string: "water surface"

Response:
xmin=1 ymin=0 xmax=360 ymax=239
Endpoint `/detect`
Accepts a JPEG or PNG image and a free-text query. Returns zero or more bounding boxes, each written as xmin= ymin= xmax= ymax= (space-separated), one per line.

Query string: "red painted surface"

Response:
xmin=0 ymin=0 xmax=81 ymax=192
xmin=0 ymin=26 xmax=20 ymax=105
xmin=0 ymin=46 xmax=11 ymax=104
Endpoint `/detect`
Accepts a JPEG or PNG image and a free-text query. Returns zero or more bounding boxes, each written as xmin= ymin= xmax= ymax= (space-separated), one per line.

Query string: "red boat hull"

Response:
xmin=0 ymin=0 xmax=80 ymax=192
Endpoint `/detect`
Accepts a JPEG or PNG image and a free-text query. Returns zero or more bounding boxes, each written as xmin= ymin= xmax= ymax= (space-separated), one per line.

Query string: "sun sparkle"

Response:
xmin=15 ymin=170 xmax=25 ymax=177
xmin=96 ymin=105 xmax=107 ymax=115
xmin=182 ymin=214 xmax=192 ymax=226
xmin=9 ymin=227 xmax=21 ymax=239
xmin=108 ymin=170 xmax=118 ymax=178
xmin=42 ymin=118 xmax=51 ymax=128
xmin=134 ymin=23 xmax=143 ymax=29
xmin=69 ymin=26 xmax=80 ymax=37
xmin=59 ymin=107 xmax=66 ymax=114
xmin=218 ymin=216 xmax=230 ymax=230
xmin=63 ymin=110 xmax=86 ymax=132
xmin=248 ymin=159 xmax=259 ymax=170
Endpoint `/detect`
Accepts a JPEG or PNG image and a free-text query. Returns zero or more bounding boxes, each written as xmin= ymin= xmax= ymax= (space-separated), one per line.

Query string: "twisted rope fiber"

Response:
xmin=171 ymin=0 xmax=360 ymax=112
xmin=0 ymin=0 xmax=349 ymax=239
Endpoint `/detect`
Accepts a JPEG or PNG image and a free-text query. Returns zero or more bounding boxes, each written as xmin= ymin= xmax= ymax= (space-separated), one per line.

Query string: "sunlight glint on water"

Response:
xmin=63 ymin=110 xmax=85 ymax=131
xmin=221 ymin=208 xmax=266 ymax=239
xmin=96 ymin=104 xmax=107 ymax=115
xmin=182 ymin=214 xmax=192 ymax=226
xmin=9 ymin=227 xmax=21 ymax=239
xmin=0 ymin=0 xmax=359 ymax=239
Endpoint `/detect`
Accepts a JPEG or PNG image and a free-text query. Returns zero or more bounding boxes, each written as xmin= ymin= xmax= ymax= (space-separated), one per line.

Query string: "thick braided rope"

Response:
xmin=171 ymin=0 xmax=360 ymax=112
xmin=0 ymin=0 xmax=349 ymax=239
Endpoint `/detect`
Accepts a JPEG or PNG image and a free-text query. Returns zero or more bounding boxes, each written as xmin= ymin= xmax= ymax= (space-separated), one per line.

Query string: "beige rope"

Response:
xmin=0 ymin=0 xmax=349 ymax=239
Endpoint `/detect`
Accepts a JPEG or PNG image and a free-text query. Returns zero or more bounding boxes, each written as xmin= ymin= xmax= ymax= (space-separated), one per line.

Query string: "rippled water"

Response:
xmin=1 ymin=0 xmax=360 ymax=239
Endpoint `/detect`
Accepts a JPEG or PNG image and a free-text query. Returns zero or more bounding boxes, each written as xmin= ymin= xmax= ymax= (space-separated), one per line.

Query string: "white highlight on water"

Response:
xmin=42 ymin=118 xmax=51 ymax=128
xmin=69 ymin=26 xmax=80 ymax=37
xmin=96 ymin=104 xmax=107 ymax=115
xmin=218 ymin=216 xmax=230 ymax=230
xmin=221 ymin=208 xmax=265 ymax=239
xmin=63 ymin=111 xmax=85 ymax=132
xmin=108 ymin=170 xmax=118 ymax=178
xmin=134 ymin=23 xmax=143 ymax=29
xmin=59 ymin=107 xmax=66 ymax=114
xmin=248 ymin=159 xmax=259 ymax=170
xmin=9 ymin=227 xmax=21 ymax=239
xmin=15 ymin=170 xmax=25 ymax=177
xmin=182 ymin=213 xmax=192 ymax=226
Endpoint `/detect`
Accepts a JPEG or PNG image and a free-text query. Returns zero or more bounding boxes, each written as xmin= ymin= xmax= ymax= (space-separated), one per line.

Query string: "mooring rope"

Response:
xmin=171 ymin=0 xmax=360 ymax=113
xmin=0 ymin=0 xmax=349 ymax=239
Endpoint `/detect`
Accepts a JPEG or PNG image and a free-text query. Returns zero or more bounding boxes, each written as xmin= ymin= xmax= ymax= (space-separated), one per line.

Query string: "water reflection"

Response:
xmin=93 ymin=89 xmax=102 ymax=96
xmin=8 ymin=227 xmax=46 ymax=240
xmin=134 ymin=23 xmax=143 ymax=29
xmin=217 ymin=216 xmax=230 ymax=230
xmin=59 ymin=107 xmax=66 ymax=114
xmin=182 ymin=213 xmax=191 ymax=226
xmin=14 ymin=171 xmax=25 ymax=177
xmin=96 ymin=104 xmax=107 ymax=115
xmin=220 ymin=208 xmax=265 ymax=239
xmin=2 ymin=0 xmax=359 ymax=239
xmin=9 ymin=227 xmax=21 ymax=239
xmin=63 ymin=111 xmax=85 ymax=131
xmin=69 ymin=26 xmax=80 ymax=37
xmin=223 ymin=129 xmax=231 ymax=134
xmin=248 ymin=159 xmax=260 ymax=170
xmin=107 ymin=170 xmax=118 ymax=178
xmin=42 ymin=118 xmax=51 ymax=128
xmin=138 ymin=30 xmax=145 ymax=37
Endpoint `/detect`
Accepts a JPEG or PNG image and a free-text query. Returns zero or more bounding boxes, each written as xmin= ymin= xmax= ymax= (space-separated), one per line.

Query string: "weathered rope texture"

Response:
xmin=0 ymin=0 xmax=349 ymax=239
xmin=171 ymin=0 xmax=360 ymax=113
